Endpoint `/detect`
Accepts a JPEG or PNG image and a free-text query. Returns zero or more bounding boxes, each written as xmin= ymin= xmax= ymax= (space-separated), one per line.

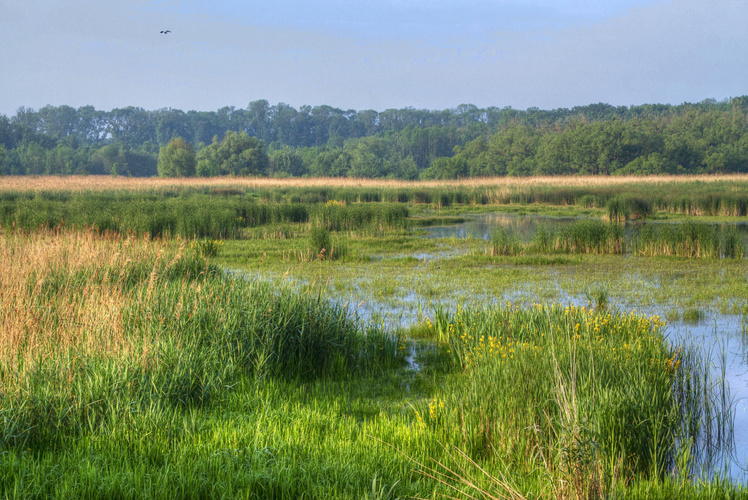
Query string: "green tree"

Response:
xmin=348 ymin=144 xmax=385 ymax=178
xmin=195 ymin=131 xmax=268 ymax=176
xmin=419 ymin=156 xmax=468 ymax=179
xmin=268 ymin=147 xmax=306 ymax=177
xmin=158 ymin=137 xmax=196 ymax=177
xmin=19 ymin=141 xmax=47 ymax=175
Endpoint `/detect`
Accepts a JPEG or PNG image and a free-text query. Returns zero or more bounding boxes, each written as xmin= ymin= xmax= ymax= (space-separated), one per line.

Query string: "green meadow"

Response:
xmin=1 ymin=177 xmax=747 ymax=499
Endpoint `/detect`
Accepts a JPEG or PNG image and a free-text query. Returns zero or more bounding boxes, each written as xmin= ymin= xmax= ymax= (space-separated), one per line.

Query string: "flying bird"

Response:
xmin=160 ymin=30 xmax=171 ymax=34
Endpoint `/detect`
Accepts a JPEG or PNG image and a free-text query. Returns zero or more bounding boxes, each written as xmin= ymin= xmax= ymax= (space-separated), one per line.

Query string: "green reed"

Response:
xmin=478 ymin=220 xmax=744 ymax=259
xmin=1 ymin=241 xmax=402 ymax=453
xmin=0 ymin=191 xmax=410 ymax=239
xmin=633 ymin=222 xmax=745 ymax=259
xmin=423 ymin=303 xmax=732 ymax=497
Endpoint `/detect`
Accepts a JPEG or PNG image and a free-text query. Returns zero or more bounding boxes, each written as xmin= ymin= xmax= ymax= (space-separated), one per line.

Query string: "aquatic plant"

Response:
xmin=489 ymin=228 xmax=521 ymax=256
xmin=425 ymin=303 xmax=732 ymax=491
xmin=190 ymin=238 xmax=224 ymax=258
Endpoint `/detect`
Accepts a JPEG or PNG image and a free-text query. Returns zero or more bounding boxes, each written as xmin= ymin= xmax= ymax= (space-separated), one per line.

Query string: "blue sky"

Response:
xmin=1 ymin=0 xmax=746 ymax=115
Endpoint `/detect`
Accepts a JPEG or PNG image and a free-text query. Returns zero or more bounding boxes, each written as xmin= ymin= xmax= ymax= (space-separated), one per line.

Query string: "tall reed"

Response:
xmin=0 ymin=229 xmax=402 ymax=451
xmin=0 ymin=192 xmax=410 ymax=238
xmin=422 ymin=304 xmax=731 ymax=496
xmin=478 ymin=220 xmax=744 ymax=259
xmin=634 ymin=222 xmax=745 ymax=259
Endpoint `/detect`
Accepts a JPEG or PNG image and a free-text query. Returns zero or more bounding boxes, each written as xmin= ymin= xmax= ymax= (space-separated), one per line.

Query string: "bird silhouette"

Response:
xmin=160 ymin=30 xmax=171 ymax=34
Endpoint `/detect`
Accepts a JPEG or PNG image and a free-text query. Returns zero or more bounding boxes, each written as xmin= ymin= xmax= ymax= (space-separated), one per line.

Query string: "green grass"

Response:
xmin=3 ymin=251 xmax=739 ymax=497
xmin=0 ymin=191 xmax=409 ymax=238
xmin=4 ymin=181 xmax=748 ymax=498
xmin=234 ymin=233 xmax=748 ymax=319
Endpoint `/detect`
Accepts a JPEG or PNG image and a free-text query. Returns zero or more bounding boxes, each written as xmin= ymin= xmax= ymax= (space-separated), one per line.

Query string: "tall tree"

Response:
xmin=158 ymin=137 xmax=196 ymax=177
xmin=196 ymin=131 xmax=268 ymax=176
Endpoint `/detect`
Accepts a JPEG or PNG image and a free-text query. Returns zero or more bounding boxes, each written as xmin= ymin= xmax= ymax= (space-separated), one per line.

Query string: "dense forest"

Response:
xmin=1 ymin=97 xmax=747 ymax=179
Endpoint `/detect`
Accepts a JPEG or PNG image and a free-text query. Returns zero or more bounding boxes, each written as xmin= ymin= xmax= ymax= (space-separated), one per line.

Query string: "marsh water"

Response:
xmin=424 ymin=211 xmax=748 ymax=250
xmin=421 ymin=212 xmax=748 ymax=480
xmin=247 ymin=212 xmax=748 ymax=481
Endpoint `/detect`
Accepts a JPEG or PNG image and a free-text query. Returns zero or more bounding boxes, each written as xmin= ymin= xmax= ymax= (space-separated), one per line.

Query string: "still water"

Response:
xmin=424 ymin=211 xmax=748 ymax=250
xmin=419 ymin=212 xmax=748 ymax=480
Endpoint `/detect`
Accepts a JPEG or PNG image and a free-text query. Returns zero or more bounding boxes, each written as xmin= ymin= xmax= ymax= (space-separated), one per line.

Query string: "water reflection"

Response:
xmin=424 ymin=212 xmax=748 ymax=255
xmin=424 ymin=213 xmax=579 ymax=242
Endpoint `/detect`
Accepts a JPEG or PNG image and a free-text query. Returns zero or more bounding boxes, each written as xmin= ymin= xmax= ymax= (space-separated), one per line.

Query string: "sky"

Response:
xmin=1 ymin=0 xmax=746 ymax=116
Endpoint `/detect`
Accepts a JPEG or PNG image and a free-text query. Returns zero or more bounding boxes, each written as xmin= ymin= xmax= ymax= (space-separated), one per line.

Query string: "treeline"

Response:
xmin=1 ymin=97 xmax=747 ymax=178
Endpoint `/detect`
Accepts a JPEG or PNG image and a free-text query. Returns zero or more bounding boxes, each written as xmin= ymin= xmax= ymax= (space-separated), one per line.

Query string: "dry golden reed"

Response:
xmin=1 ymin=174 xmax=747 ymax=193
xmin=0 ymin=230 xmax=176 ymax=380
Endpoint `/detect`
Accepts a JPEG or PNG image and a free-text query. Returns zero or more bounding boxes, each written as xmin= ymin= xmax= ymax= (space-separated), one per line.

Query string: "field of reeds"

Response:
xmin=486 ymin=220 xmax=745 ymax=259
xmin=2 ymin=175 xmax=748 ymax=229
xmin=2 ymin=174 xmax=748 ymax=193
xmin=1 ymin=177 xmax=747 ymax=498
xmin=0 ymin=176 xmax=746 ymax=264
xmin=0 ymin=191 xmax=409 ymax=238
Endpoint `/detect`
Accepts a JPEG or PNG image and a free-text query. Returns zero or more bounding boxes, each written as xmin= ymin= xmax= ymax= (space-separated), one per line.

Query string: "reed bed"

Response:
xmin=2 ymin=176 xmax=748 ymax=226
xmin=0 ymin=229 xmax=401 ymax=452
xmin=422 ymin=303 xmax=731 ymax=498
xmin=634 ymin=222 xmax=745 ymax=258
xmin=2 ymin=175 xmax=748 ymax=193
xmin=486 ymin=220 xmax=744 ymax=259
xmin=0 ymin=192 xmax=410 ymax=238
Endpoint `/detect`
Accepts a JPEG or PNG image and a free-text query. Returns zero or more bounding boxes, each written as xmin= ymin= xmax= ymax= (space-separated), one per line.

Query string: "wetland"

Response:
xmin=2 ymin=176 xmax=748 ymax=498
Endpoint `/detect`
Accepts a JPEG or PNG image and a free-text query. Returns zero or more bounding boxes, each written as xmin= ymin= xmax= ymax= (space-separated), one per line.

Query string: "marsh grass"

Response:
xmin=308 ymin=226 xmax=348 ymax=261
xmin=190 ymin=238 xmax=224 ymax=258
xmin=478 ymin=220 xmax=625 ymax=257
xmin=0 ymin=192 xmax=409 ymax=239
xmin=606 ymin=196 xmax=653 ymax=222
xmin=2 ymin=175 xmax=748 ymax=222
xmin=682 ymin=308 xmax=706 ymax=324
xmin=634 ymin=222 xmax=745 ymax=259
xmin=2 ymin=200 xmax=746 ymax=498
xmin=554 ymin=220 xmax=625 ymax=254
xmin=489 ymin=228 xmax=521 ymax=256
xmin=475 ymin=220 xmax=744 ymax=260
xmin=421 ymin=304 xmax=732 ymax=497
xmin=585 ymin=286 xmax=610 ymax=311
xmin=0 ymin=229 xmax=402 ymax=453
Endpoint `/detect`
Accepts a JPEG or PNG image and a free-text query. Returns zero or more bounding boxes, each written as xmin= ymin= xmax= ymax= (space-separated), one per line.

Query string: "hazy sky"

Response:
xmin=1 ymin=0 xmax=746 ymax=116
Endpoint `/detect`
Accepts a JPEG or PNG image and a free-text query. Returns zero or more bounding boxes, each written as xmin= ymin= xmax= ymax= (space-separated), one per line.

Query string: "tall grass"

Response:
xmin=489 ymin=228 xmax=522 ymax=256
xmin=424 ymin=304 xmax=732 ymax=498
xmin=634 ymin=222 xmax=745 ymax=259
xmin=0 ymin=192 xmax=410 ymax=238
xmin=553 ymin=220 xmax=625 ymax=254
xmin=0 ymin=227 xmax=743 ymax=498
xmin=310 ymin=202 xmax=409 ymax=233
xmin=482 ymin=220 xmax=625 ymax=256
xmin=3 ymin=175 xmax=748 ymax=215
xmin=477 ymin=220 xmax=744 ymax=259
xmin=0 ymin=229 xmax=402 ymax=452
